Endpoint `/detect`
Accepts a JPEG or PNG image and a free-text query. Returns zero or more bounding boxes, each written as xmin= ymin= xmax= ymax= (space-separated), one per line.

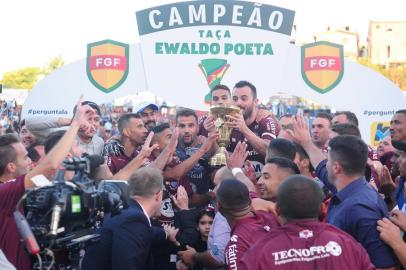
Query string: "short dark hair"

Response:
xmin=331 ymin=123 xmax=361 ymax=137
xmin=234 ymin=80 xmax=257 ymax=99
xmin=277 ymin=175 xmax=323 ymax=220
xmin=44 ymin=130 xmax=66 ymax=154
xmin=266 ymin=157 xmax=300 ymax=175
xmin=267 ymin=138 xmax=296 ymax=161
xmin=315 ymin=112 xmax=332 ymax=122
xmin=395 ymin=110 xmax=406 ymax=116
xmin=151 ymin=123 xmax=170 ymax=134
xmin=27 ymin=143 xmax=43 ymax=162
xmin=216 ymin=179 xmax=250 ymax=212
xmin=196 ymin=207 xmax=216 ymax=223
xmin=279 ymin=114 xmax=293 ymax=120
xmin=118 ymin=113 xmax=141 ymax=134
xmin=0 ymin=134 xmax=19 ymax=175
xmin=129 ymin=167 xmax=164 ymax=197
xmin=334 ymin=111 xmax=359 ymax=126
xmin=294 ymin=142 xmax=314 ymax=172
xmin=73 ymin=101 xmax=101 ymax=116
xmin=328 ymin=135 xmax=368 ymax=176
xmin=176 ymin=108 xmax=198 ymax=124
xmin=210 ymin=84 xmax=230 ymax=95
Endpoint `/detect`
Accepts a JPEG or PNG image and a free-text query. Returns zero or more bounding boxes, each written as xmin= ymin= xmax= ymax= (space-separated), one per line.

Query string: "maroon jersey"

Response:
xmin=239 ymin=220 xmax=374 ymax=270
xmin=152 ymin=155 xmax=194 ymax=225
xmin=0 ymin=175 xmax=31 ymax=270
xmin=228 ymin=115 xmax=280 ymax=178
xmin=368 ymin=145 xmax=378 ymax=161
xmin=106 ymin=149 xmax=140 ymax=174
xmin=225 ymin=210 xmax=279 ymax=270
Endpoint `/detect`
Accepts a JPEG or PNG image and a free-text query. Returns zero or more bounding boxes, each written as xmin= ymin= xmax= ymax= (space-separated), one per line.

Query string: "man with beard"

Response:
xmin=171 ymin=109 xmax=218 ymax=207
xmin=134 ymin=102 xmax=160 ymax=131
xmin=105 ymin=113 xmax=149 ymax=174
xmin=199 ymin=84 xmax=276 ymax=139
xmin=226 ymin=80 xmax=280 ymax=178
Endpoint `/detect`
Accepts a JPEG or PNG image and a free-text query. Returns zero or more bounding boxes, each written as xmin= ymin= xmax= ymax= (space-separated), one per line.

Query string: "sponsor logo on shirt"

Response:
xmin=299 ymin=229 xmax=313 ymax=239
xmin=272 ymin=241 xmax=342 ymax=265
xmin=226 ymin=244 xmax=238 ymax=270
xmin=230 ymin=235 xmax=238 ymax=242
xmin=160 ymin=198 xmax=174 ymax=218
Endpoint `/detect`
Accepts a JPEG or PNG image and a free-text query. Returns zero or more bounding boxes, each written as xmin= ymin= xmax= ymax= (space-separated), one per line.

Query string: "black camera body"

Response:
xmin=17 ymin=156 xmax=129 ymax=269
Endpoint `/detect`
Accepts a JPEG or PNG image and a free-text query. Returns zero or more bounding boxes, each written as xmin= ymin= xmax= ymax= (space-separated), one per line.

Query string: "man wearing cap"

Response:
xmin=133 ymin=102 xmax=160 ymax=131
xmin=25 ymin=100 xmax=104 ymax=156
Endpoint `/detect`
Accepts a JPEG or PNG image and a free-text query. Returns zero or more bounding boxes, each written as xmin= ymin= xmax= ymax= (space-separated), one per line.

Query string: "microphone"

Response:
xmin=13 ymin=211 xmax=40 ymax=255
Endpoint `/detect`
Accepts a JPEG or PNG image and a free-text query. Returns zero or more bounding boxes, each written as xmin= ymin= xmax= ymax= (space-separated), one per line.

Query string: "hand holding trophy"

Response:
xmin=209 ymin=105 xmax=240 ymax=166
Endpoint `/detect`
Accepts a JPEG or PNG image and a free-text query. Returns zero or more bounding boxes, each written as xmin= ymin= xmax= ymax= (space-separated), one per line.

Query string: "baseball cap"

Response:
xmin=133 ymin=102 xmax=158 ymax=114
xmin=73 ymin=101 xmax=101 ymax=116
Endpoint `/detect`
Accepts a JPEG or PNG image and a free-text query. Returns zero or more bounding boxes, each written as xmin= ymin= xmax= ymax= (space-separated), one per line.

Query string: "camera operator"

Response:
xmin=0 ymin=98 xmax=94 ymax=270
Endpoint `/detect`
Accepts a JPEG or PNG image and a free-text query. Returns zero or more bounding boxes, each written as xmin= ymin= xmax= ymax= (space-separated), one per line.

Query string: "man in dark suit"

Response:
xmin=82 ymin=167 xmax=169 ymax=270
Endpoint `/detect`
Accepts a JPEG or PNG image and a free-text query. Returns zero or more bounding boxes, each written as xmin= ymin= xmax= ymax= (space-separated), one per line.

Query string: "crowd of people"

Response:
xmin=0 ymin=80 xmax=406 ymax=270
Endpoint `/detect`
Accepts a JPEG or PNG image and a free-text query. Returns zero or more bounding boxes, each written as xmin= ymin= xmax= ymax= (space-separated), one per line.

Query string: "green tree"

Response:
xmin=1 ymin=67 xmax=42 ymax=89
xmin=43 ymin=56 xmax=64 ymax=75
xmin=0 ymin=56 xmax=65 ymax=90
xmin=357 ymin=58 xmax=406 ymax=90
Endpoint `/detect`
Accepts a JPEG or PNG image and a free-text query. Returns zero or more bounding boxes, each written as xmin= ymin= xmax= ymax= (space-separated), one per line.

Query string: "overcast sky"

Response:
xmin=1 ymin=0 xmax=405 ymax=77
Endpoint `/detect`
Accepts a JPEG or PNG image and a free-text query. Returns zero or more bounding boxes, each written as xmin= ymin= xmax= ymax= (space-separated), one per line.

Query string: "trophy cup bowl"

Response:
xmin=209 ymin=105 xmax=240 ymax=166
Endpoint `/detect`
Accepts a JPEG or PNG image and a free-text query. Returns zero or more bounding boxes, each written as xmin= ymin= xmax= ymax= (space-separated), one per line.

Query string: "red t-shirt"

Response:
xmin=228 ymin=115 xmax=280 ymax=178
xmin=225 ymin=210 xmax=279 ymax=270
xmin=0 ymin=175 xmax=31 ymax=270
xmin=239 ymin=220 xmax=374 ymax=270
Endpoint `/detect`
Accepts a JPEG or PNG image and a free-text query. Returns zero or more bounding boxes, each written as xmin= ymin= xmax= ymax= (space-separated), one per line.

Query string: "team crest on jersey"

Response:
xmin=301 ymin=41 xmax=344 ymax=94
xmin=87 ymin=39 xmax=129 ymax=93
xmin=299 ymin=229 xmax=314 ymax=239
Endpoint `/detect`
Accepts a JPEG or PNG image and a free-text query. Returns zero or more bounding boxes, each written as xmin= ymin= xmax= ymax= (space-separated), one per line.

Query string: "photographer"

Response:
xmin=0 ymin=98 xmax=94 ymax=270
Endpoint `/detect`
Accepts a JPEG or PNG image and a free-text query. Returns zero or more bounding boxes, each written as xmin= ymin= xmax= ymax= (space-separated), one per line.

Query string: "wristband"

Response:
xmin=232 ymin=168 xmax=243 ymax=177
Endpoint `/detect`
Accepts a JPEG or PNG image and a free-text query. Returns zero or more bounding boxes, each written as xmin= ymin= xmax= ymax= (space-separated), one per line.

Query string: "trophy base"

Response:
xmin=209 ymin=147 xmax=227 ymax=167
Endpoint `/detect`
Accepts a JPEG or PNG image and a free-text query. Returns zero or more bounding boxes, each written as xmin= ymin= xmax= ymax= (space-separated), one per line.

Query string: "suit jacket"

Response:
xmin=82 ymin=199 xmax=165 ymax=270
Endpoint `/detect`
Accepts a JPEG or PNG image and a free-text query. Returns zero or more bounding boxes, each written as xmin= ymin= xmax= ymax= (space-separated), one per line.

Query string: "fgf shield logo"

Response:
xmin=87 ymin=39 xmax=129 ymax=93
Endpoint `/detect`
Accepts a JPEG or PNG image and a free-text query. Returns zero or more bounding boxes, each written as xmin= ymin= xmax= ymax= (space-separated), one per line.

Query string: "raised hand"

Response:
xmin=138 ymin=131 xmax=159 ymax=160
xmin=286 ymin=114 xmax=312 ymax=146
xmin=226 ymin=141 xmax=249 ymax=169
xmin=203 ymin=115 xmax=215 ymax=132
xmin=171 ymin=185 xmax=189 ymax=210
xmin=200 ymin=132 xmax=219 ymax=153
xmin=72 ymin=95 xmax=95 ymax=129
